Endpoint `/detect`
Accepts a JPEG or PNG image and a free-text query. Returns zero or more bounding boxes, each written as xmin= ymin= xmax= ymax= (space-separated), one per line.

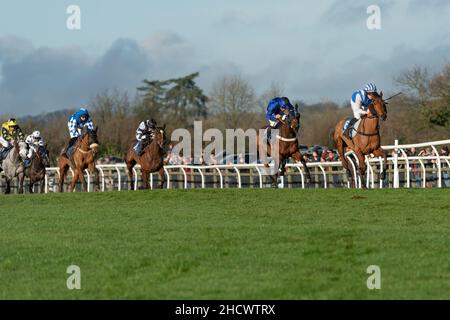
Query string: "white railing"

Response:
xmin=1 ymin=139 xmax=449 ymax=193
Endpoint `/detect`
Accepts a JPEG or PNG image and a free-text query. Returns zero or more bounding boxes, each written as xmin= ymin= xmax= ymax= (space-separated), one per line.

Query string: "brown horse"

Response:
xmin=126 ymin=126 xmax=166 ymax=190
xmin=257 ymin=105 xmax=312 ymax=188
xmin=333 ymin=92 xmax=388 ymax=188
xmin=24 ymin=145 xmax=50 ymax=193
xmin=58 ymin=127 xmax=100 ymax=192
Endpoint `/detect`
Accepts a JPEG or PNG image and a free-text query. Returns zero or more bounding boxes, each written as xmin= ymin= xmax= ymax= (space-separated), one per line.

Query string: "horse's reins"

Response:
xmin=76 ymin=138 xmax=98 ymax=154
xmin=276 ymin=114 xmax=298 ymax=142
xmin=356 ymin=92 xmax=399 ymax=137
xmin=276 ymin=135 xmax=297 ymax=142
xmin=355 ymin=103 xmax=381 ymax=136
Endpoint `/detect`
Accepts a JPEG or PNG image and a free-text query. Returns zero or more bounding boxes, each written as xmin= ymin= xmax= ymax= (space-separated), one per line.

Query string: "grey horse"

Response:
xmin=0 ymin=140 xmax=28 ymax=194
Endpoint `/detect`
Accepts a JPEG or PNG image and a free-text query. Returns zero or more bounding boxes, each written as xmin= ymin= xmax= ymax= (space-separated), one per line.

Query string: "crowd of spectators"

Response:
xmin=302 ymin=148 xmax=340 ymax=163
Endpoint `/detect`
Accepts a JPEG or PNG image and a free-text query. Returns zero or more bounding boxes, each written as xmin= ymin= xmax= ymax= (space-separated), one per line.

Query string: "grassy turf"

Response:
xmin=0 ymin=189 xmax=449 ymax=299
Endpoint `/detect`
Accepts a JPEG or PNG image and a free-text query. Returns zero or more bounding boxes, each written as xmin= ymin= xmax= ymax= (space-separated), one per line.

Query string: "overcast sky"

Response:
xmin=1 ymin=0 xmax=450 ymax=116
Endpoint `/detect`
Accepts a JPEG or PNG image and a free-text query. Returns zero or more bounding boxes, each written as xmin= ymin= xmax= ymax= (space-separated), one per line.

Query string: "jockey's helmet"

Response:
xmin=364 ymin=83 xmax=377 ymax=93
xmin=146 ymin=119 xmax=157 ymax=128
xmin=78 ymin=108 xmax=89 ymax=120
xmin=281 ymin=97 xmax=291 ymax=107
xmin=32 ymin=131 xmax=41 ymax=139
xmin=7 ymin=118 xmax=18 ymax=128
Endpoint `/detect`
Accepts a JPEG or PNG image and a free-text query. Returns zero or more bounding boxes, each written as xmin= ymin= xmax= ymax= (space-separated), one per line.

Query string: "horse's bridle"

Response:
xmin=356 ymin=103 xmax=381 ymax=136
xmin=76 ymin=131 xmax=99 ymax=154
xmin=276 ymin=109 xmax=299 ymax=142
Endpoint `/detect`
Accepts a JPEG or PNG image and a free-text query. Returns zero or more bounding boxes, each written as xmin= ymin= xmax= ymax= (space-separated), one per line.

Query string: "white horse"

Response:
xmin=0 ymin=140 xmax=28 ymax=194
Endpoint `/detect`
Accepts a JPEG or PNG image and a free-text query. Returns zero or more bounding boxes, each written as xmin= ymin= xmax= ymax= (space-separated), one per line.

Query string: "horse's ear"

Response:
xmin=95 ymin=126 xmax=99 ymax=133
xmin=163 ymin=124 xmax=166 ymax=130
xmin=380 ymin=91 xmax=383 ymax=98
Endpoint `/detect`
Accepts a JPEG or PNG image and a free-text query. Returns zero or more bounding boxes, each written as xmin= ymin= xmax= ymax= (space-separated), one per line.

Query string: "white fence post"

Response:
xmin=393 ymin=139 xmax=399 ymax=189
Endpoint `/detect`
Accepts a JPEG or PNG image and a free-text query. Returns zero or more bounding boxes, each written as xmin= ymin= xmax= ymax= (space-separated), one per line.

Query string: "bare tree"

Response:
xmin=395 ymin=65 xmax=430 ymax=106
xmin=257 ymin=82 xmax=285 ymax=114
xmin=396 ymin=64 xmax=450 ymax=127
xmin=209 ymin=76 xmax=256 ymax=128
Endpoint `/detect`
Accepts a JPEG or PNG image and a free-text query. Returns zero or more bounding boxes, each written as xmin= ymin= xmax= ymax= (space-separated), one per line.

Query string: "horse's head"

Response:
xmin=281 ymin=104 xmax=301 ymax=131
xmin=369 ymin=92 xmax=387 ymax=121
xmin=81 ymin=126 xmax=99 ymax=150
xmin=154 ymin=125 xmax=167 ymax=149
xmin=17 ymin=140 xmax=28 ymax=160
xmin=37 ymin=145 xmax=50 ymax=167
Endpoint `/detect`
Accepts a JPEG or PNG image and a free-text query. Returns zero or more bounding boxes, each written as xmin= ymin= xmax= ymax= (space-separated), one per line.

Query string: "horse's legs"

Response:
xmin=59 ymin=163 xmax=69 ymax=192
xmin=292 ymin=151 xmax=312 ymax=184
xmin=158 ymin=167 xmax=165 ymax=189
xmin=373 ymin=148 xmax=388 ymax=181
xmin=29 ymin=179 xmax=34 ymax=194
xmin=88 ymin=163 xmax=100 ymax=192
xmin=39 ymin=178 xmax=45 ymax=193
xmin=355 ymin=149 xmax=367 ymax=189
xmin=336 ymin=137 xmax=353 ymax=187
xmin=4 ymin=177 xmax=11 ymax=194
xmin=141 ymin=170 xmax=149 ymax=189
xmin=271 ymin=156 xmax=282 ymax=188
xmin=78 ymin=169 xmax=87 ymax=192
xmin=18 ymin=172 xmax=25 ymax=194
xmin=69 ymin=170 xmax=80 ymax=192
xmin=279 ymin=158 xmax=287 ymax=176
xmin=126 ymin=160 xmax=136 ymax=190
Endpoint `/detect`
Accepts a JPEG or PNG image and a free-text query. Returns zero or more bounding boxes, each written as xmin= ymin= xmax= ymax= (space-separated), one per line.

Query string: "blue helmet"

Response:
xmin=78 ymin=108 xmax=89 ymax=118
xmin=364 ymin=83 xmax=377 ymax=93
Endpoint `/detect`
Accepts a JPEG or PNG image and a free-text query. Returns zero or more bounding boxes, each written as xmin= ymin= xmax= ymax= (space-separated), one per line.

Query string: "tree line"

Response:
xmin=17 ymin=64 xmax=450 ymax=165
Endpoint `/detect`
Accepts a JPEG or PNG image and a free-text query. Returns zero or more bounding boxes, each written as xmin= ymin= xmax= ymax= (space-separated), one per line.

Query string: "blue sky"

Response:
xmin=1 ymin=0 xmax=450 ymax=115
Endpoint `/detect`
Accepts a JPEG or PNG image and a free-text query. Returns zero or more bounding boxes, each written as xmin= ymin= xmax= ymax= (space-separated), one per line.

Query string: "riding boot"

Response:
xmin=62 ymin=137 xmax=77 ymax=158
xmin=344 ymin=118 xmax=358 ymax=139
xmin=266 ymin=127 xmax=272 ymax=141
xmin=134 ymin=141 xmax=144 ymax=156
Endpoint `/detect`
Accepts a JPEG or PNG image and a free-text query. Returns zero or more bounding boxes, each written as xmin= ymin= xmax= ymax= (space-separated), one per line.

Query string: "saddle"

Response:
xmin=0 ymin=146 xmax=13 ymax=161
xmin=343 ymin=118 xmax=362 ymax=138
xmin=133 ymin=138 xmax=152 ymax=156
xmin=66 ymin=144 xmax=76 ymax=159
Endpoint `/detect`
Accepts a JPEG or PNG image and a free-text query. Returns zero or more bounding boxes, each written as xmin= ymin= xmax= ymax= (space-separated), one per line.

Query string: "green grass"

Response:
xmin=0 ymin=189 xmax=449 ymax=299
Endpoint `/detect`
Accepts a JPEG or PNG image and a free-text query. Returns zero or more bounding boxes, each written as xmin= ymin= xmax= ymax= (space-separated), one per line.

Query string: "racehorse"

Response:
xmin=0 ymin=140 xmax=28 ymax=194
xmin=24 ymin=145 xmax=50 ymax=193
xmin=125 ymin=126 xmax=166 ymax=190
xmin=257 ymin=105 xmax=312 ymax=188
xmin=333 ymin=92 xmax=388 ymax=188
xmin=58 ymin=127 xmax=100 ymax=192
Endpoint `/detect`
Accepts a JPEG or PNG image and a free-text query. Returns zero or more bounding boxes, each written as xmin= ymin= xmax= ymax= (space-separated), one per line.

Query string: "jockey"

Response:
xmin=24 ymin=130 xmax=45 ymax=166
xmin=265 ymin=97 xmax=294 ymax=139
xmin=0 ymin=118 xmax=25 ymax=162
xmin=0 ymin=119 xmax=24 ymax=172
xmin=134 ymin=119 xmax=157 ymax=155
xmin=62 ymin=108 xmax=94 ymax=157
xmin=343 ymin=83 xmax=379 ymax=139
